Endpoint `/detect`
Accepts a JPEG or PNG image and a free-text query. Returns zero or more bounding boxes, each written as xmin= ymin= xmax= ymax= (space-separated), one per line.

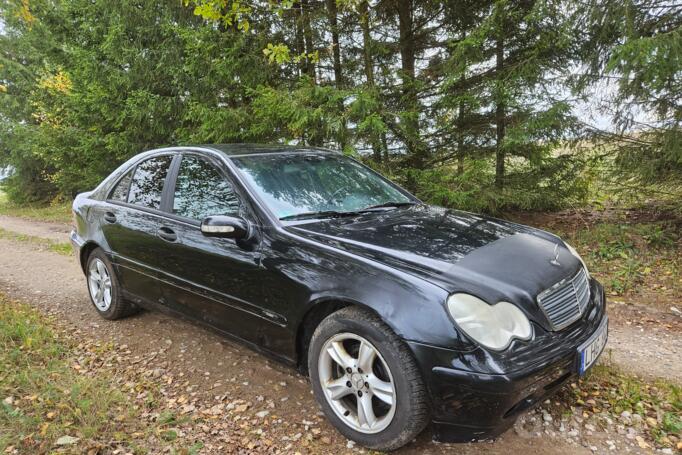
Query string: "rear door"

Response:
xmin=154 ymin=153 xmax=274 ymax=345
xmin=99 ymin=154 xmax=174 ymax=306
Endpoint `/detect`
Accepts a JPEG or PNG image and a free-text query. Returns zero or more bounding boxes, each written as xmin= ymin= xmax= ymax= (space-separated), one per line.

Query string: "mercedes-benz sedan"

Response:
xmin=71 ymin=144 xmax=608 ymax=451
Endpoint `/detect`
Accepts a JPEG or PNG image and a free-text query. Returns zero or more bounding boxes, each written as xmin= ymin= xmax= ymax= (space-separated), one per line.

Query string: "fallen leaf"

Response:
xmin=635 ymin=436 xmax=649 ymax=449
xmin=55 ymin=435 xmax=79 ymax=445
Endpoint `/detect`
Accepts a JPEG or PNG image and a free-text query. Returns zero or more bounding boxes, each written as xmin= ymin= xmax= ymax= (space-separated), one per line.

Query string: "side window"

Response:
xmin=173 ymin=155 xmax=240 ymax=220
xmin=109 ymin=169 xmax=133 ymax=202
xmin=127 ymin=156 xmax=173 ymax=210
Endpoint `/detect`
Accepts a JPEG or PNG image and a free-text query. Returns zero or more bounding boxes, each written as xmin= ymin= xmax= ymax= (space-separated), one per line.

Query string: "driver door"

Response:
xmin=155 ymin=153 xmax=267 ymax=344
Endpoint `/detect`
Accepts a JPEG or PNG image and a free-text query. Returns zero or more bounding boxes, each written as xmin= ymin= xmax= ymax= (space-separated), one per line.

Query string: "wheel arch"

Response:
xmin=79 ymin=241 xmax=101 ymax=274
xmin=295 ymin=297 xmax=395 ymax=375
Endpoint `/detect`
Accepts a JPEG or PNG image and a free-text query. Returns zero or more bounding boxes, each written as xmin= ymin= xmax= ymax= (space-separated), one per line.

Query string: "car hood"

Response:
xmin=287 ymin=205 xmax=581 ymax=326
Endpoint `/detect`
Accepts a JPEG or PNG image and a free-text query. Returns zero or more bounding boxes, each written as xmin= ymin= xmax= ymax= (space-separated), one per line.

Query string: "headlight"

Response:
xmin=565 ymin=242 xmax=590 ymax=277
xmin=446 ymin=294 xmax=532 ymax=351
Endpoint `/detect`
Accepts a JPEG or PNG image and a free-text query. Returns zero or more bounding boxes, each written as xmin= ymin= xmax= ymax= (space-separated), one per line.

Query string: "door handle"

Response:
xmin=103 ymin=211 xmax=117 ymax=223
xmin=157 ymin=226 xmax=177 ymax=243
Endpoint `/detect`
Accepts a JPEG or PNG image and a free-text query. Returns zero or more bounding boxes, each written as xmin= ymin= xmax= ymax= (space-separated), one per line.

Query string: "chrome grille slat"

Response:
xmin=576 ymin=269 xmax=590 ymax=313
xmin=551 ymin=304 xmax=580 ymax=320
xmin=543 ymin=290 xmax=575 ymax=306
xmin=543 ymin=299 xmax=575 ymax=311
xmin=553 ymin=313 xmax=578 ymax=326
xmin=546 ymin=283 xmax=575 ymax=296
xmin=537 ymin=267 xmax=591 ymax=330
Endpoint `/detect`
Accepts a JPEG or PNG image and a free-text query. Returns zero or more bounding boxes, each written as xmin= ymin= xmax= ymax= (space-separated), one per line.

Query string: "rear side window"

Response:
xmin=127 ymin=156 xmax=173 ymax=210
xmin=172 ymin=155 xmax=240 ymax=220
xmin=109 ymin=169 xmax=133 ymax=202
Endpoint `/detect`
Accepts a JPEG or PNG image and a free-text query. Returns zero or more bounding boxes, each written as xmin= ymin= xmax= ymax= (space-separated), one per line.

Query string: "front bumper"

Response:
xmin=409 ymin=279 xmax=607 ymax=442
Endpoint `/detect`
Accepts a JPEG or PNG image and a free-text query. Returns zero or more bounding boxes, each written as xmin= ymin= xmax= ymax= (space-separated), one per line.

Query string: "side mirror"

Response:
xmin=200 ymin=215 xmax=250 ymax=239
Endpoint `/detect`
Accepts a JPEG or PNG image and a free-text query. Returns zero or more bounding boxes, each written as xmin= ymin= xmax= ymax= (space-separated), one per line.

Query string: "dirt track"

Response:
xmin=1 ymin=215 xmax=679 ymax=454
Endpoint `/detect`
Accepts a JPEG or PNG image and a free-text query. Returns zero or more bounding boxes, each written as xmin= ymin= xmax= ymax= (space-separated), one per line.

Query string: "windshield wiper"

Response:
xmin=279 ymin=210 xmax=362 ymax=221
xmin=358 ymin=201 xmax=419 ymax=212
xmin=279 ymin=202 xmax=418 ymax=221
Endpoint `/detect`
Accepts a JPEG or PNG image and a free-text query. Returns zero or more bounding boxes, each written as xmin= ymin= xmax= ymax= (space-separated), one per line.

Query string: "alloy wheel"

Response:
xmin=317 ymin=332 xmax=397 ymax=434
xmin=88 ymin=258 xmax=113 ymax=311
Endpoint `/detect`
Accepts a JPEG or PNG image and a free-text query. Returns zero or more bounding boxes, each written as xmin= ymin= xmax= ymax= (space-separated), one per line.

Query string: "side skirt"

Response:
xmin=120 ymin=289 xmax=299 ymax=370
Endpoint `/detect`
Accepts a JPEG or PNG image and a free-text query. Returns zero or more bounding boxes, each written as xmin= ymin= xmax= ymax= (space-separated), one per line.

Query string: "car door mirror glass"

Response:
xmin=200 ymin=215 xmax=249 ymax=239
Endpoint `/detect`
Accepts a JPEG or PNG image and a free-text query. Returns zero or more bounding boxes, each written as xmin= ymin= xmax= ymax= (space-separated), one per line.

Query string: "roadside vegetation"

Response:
xmin=0 ymin=1 xmax=678 ymax=214
xmin=570 ymin=221 xmax=680 ymax=298
xmin=556 ymin=365 xmax=681 ymax=451
xmin=0 ymin=190 xmax=71 ymax=224
xmin=0 ymin=295 xmax=209 ymax=454
xmin=514 ymin=206 xmax=681 ymax=304
xmin=0 ymin=227 xmax=71 ymax=256
xmin=0 ymin=296 xmax=143 ymax=452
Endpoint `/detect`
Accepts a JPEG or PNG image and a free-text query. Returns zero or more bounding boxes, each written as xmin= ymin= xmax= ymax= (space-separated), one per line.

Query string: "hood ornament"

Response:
xmin=550 ymin=243 xmax=561 ymax=267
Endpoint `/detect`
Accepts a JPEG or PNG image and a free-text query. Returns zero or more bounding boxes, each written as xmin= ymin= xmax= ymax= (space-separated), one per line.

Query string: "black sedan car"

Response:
xmin=71 ymin=144 xmax=608 ymax=451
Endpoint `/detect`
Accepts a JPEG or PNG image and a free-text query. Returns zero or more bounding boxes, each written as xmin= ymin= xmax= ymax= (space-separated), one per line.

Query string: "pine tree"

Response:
xmin=574 ymin=0 xmax=681 ymax=189
xmin=445 ymin=0 xmax=580 ymax=190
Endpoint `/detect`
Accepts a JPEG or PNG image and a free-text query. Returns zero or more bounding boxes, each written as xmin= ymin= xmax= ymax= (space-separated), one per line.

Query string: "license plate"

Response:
xmin=578 ymin=317 xmax=608 ymax=375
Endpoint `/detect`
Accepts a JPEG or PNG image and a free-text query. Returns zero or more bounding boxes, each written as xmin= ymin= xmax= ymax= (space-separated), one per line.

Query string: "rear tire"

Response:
xmin=85 ymin=248 xmax=139 ymax=320
xmin=308 ymin=307 xmax=430 ymax=451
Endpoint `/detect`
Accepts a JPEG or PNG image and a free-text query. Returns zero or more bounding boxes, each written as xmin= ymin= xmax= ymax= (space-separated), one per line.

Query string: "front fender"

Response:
xmin=269 ymin=230 xmax=471 ymax=352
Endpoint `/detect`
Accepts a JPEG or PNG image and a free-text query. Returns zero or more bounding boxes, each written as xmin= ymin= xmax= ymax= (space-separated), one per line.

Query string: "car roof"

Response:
xmin=198 ymin=143 xmax=341 ymax=157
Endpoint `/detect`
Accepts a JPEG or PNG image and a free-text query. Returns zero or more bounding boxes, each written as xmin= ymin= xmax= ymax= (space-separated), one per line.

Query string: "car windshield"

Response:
xmin=231 ymin=153 xmax=415 ymax=220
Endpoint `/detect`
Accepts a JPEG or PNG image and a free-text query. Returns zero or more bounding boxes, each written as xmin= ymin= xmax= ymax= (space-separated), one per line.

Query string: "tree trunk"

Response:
xmin=326 ymin=0 xmax=342 ymax=86
xmin=326 ymin=0 xmax=346 ymax=151
xmin=457 ymin=97 xmax=465 ymax=175
xmin=294 ymin=2 xmax=306 ymax=78
xmin=359 ymin=0 xmax=374 ymax=87
xmin=382 ymin=132 xmax=389 ymax=161
xmin=495 ymin=35 xmax=505 ymax=189
xmin=301 ymin=0 xmax=316 ymax=79
xmin=397 ymin=0 xmax=416 ymax=90
xmin=360 ymin=0 xmax=381 ymax=161
xmin=396 ymin=0 xmax=423 ymax=167
xmin=457 ymin=29 xmax=467 ymax=176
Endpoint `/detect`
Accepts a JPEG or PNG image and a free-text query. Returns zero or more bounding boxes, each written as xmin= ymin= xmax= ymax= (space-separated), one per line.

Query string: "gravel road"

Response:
xmin=1 ymin=215 xmax=678 ymax=454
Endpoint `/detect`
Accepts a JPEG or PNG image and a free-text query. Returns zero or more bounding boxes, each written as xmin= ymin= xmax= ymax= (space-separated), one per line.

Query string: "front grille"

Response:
xmin=537 ymin=267 xmax=590 ymax=330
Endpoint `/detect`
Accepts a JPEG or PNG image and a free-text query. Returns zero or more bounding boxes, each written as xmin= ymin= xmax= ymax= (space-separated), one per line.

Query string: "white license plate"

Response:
xmin=578 ymin=317 xmax=608 ymax=375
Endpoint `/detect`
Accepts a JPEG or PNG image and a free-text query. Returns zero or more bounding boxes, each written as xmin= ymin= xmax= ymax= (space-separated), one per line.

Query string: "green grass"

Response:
xmin=0 ymin=295 xmax=214 ymax=454
xmin=554 ymin=221 xmax=680 ymax=297
xmin=558 ymin=365 xmax=681 ymax=448
xmin=0 ymin=227 xmax=73 ymax=256
xmin=0 ymin=297 xmax=141 ymax=453
xmin=0 ymin=190 xmax=72 ymax=224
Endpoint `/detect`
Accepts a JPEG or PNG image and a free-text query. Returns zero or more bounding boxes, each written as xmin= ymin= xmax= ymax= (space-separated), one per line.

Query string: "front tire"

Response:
xmin=85 ymin=248 xmax=138 ymax=320
xmin=308 ymin=307 xmax=430 ymax=451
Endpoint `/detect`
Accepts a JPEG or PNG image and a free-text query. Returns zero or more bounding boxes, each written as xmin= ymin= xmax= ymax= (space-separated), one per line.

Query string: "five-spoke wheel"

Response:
xmin=309 ymin=307 xmax=430 ymax=451
xmin=88 ymin=258 xmax=113 ymax=311
xmin=318 ymin=333 xmax=396 ymax=433
xmin=85 ymin=248 xmax=138 ymax=320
